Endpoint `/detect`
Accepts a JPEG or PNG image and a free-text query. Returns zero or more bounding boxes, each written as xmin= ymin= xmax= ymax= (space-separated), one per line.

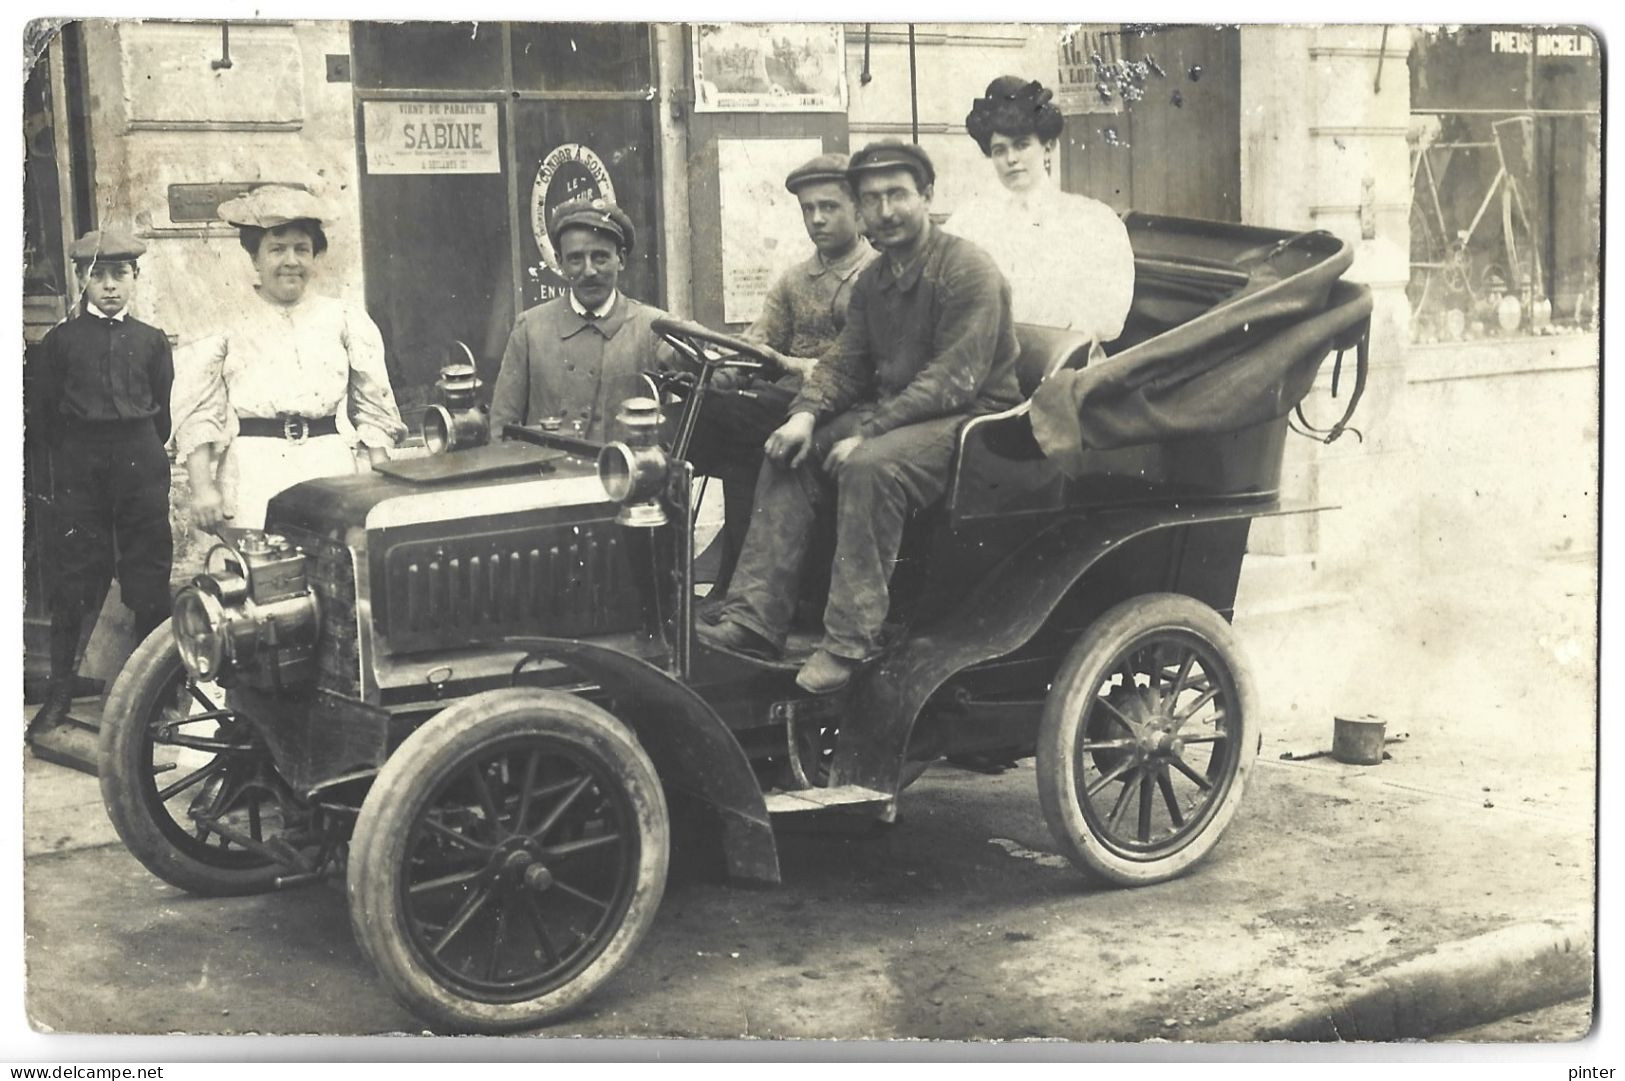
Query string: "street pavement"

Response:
xmin=18 ymin=551 xmax=1598 ymax=1042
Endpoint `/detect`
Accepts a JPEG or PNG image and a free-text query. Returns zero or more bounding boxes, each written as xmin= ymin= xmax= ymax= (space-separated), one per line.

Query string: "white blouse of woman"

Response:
xmin=947 ymin=78 xmax=1136 ymax=346
xmin=171 ymin=187 xmax=406 ymax=532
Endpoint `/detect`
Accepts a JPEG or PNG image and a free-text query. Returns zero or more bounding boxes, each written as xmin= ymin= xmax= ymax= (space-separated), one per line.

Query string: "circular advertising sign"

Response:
xmin=530 ymin=143 xmax=617 ymax=274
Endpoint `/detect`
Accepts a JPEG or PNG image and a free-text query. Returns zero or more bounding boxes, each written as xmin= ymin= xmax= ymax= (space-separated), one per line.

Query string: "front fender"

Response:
xmin=836 ymin=499 xmax=1320 ymax=792
xmin=489 ymin=637 xmax=779 ymax=886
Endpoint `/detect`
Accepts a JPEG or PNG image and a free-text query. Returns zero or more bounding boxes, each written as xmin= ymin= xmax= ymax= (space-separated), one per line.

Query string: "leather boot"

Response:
xmin=27 ymin=614 xmax=82 ymax=741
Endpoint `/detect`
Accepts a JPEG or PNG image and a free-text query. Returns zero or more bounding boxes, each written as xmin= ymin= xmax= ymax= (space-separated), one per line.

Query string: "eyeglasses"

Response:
xmin=857 ymin=189 xmax=919 ymax=213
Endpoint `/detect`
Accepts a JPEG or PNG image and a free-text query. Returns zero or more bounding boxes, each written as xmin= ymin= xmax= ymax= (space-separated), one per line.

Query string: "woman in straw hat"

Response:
xmin=171 ymin=185 xmax=406 ymax=531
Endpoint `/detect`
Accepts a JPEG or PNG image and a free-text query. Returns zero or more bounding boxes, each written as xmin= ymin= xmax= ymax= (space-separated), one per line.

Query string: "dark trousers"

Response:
xmin=685 ymin=382 xmax=797 ymax=589
xmin=721 ymin=410 xmax=962 ymax=660
xmin=48 ymin=424 xmax=173 ymax=629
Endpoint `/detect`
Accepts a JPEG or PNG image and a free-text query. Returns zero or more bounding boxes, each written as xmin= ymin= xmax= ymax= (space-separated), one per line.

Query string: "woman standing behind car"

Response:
xmin=172 ymin=186 xmax=406 ymax=531
xmin=948 ymin=76 xmax=1136 ymax=345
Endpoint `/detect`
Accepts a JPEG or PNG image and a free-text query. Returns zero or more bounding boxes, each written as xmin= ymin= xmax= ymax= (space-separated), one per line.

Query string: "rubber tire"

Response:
xmin=98 ymin=621 xmax=285 ymax=896
xmin=347 ymin=688 xmax=670 ymax=1033
xmin=1036 ymin=593 xmax=1259 ymax=887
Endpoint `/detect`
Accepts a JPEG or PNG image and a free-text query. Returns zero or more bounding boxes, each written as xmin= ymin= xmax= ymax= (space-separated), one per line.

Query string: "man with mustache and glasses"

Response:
xmin=701 ymin=140 xmax=1019 ymax=695
xmin=687 ymin=152 xmax=877 ymax=610
xmin=490 ymin=198 xmax=674 ymax=442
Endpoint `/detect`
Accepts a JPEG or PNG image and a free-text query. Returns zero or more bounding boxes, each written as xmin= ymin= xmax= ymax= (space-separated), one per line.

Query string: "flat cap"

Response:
xmin=217 ymin=185 xmax=327 ymax=229
xmin=549 ymin=197 xmax=635 ymax=253
xmin=785 ymin=152 xmax=852 ymax=194
xmin=69 ymin=228 xmax=146 ymax=263
xmin=847 ymin=139 xmax=936 ymax=189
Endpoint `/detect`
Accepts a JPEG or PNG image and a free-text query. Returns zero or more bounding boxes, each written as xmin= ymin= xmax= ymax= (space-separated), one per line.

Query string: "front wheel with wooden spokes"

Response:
xmin=347 ymin=689 xmax=669 ymax=1033
xmin=98 ymin=621 xmax=303 ymax=896
xmin=1037 ymin=593 xmax=1259 ymax=887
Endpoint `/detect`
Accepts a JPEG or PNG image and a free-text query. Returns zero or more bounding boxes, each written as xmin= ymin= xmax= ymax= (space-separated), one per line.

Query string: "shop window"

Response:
xmin=510 ymin=23 xmax=652 ymax=92
xmin=353 ymin=22 xmax=505 ymax=90
xmin=23 ymin=53 xmax=65 ymax=299
xmin=1407 ymin=27 xmax=1600 ymax=344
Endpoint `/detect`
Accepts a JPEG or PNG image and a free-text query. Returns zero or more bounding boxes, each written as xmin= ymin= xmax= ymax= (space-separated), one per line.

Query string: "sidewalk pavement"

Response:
xmin=19 ymin=551 xmax=1598 ymax=1041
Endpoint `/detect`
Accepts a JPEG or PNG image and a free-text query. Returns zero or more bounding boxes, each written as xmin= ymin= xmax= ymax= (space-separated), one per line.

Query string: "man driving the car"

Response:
xmin=700 ymin=140 xmax=1019 ymax=694
xmin=490 ymin=198 xmax=673 ymax=442
xmin=687 ymin=152 xmax=877 ymax=608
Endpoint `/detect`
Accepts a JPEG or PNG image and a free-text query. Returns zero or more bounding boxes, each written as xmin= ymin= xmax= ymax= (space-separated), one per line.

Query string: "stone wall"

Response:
xmin=78 ymin=19 xmax=365 ymax=581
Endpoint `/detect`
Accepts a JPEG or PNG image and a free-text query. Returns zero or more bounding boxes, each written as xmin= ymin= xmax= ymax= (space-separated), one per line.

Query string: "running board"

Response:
xmin=763 ymin=784 xmax=896 ymax=821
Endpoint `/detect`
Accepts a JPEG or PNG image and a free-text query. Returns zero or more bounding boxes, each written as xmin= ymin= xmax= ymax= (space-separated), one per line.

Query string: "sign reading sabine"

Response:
xmin=363 ymin=101 xmax=500 ymax=175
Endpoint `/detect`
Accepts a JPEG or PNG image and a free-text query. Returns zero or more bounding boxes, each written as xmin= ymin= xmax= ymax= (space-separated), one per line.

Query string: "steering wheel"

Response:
xmin=651 ymin=316 xmax=776 ymax=375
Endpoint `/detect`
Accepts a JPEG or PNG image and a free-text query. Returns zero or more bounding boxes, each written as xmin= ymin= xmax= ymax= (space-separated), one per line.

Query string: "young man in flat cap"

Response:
xmin=688 ymin=151 xmax=876 ymax=604
xmin=702 ymin=139 xmax=1019 ymax=694
xmin=27 ymin=228 xmax=175 ymax=741
xmin=490 ymin=198 xmax=674 ymax=441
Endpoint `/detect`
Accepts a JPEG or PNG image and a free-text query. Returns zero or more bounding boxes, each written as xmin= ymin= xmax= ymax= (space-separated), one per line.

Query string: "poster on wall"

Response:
xmin=363 ymin=101 xmax=501 ymax=174
xmin=692 ymin=24 xmax=847 ymax=113
xmin=717 ymin=137 xmax=824 ymax=324
xmin=1056 ymin=26 xmax=1124 ymax=115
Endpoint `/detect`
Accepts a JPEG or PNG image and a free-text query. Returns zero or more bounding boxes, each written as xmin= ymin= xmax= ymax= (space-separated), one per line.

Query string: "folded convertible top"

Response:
xmin=1029 ymin=214 xmax=1373 ymax=468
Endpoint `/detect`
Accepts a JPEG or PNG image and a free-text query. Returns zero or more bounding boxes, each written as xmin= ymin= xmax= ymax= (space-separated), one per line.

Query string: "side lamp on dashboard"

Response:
xmin=597 ymin=397 xmax=669 ymax=527
xmin=423 ymin=354 xmax=490 ymax=455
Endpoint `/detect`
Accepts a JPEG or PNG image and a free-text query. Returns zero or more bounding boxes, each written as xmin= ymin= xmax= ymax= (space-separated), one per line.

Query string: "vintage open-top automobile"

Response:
xmin=98 ymin=212 xmax=1372 ymax=1032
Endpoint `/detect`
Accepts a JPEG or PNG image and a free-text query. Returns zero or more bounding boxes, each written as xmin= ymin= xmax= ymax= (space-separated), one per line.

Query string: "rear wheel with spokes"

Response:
xmin=1037 ymin=593 xmax=1259 ymax=886
xmin=98 ymin=622 xmax=303 ymax=896
xmin=347 ymin=689 xmax=669 ymax=1032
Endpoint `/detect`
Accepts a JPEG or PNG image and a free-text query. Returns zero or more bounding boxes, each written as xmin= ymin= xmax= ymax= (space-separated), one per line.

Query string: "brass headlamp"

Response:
xmin=422 ymin=349 xmax=490 ymax=455
xmin=171 ymin=531 xmax=320 ymax=686
xmin=597 ymin=397 xmax=670 ymax=527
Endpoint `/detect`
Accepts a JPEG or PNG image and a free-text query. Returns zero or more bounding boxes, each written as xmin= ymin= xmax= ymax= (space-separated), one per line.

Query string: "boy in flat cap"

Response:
xmin=687 ymin=151 xmax=877 ymax=604
xmin=490 ymin=198 xmax=674 ymax=440
xmin=27 ymin=228 xmax=175 ymax=742
xmin=702 ymin=140 xmax=1019 ymax=694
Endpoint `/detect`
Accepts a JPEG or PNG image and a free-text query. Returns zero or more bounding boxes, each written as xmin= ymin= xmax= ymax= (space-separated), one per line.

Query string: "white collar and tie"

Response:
xmin=569 ymin=289 xmax=618 ymax=321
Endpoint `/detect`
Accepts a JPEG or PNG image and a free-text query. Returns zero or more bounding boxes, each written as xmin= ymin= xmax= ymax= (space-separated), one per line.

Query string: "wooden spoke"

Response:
xmin=1168 ymin=753 xmax=1215 ymax=791
xmin=1107 ymin=773 xmax=1139 ymax=830
xmin=157 ymin=758 xmax=225 ymax=802
xmin=512 ymin=751 xmax=541 ymax=834
xmin=1092 ymin=695 xmax=1138 ymax=733
xmin=1137 ymin=772 xmax=1155 ymax=842
xmin=421 ymin=815 xmax=498 ymax=852
xmin=542 ymin=832 xmax=623 ymax=860
xmin=430 ymin=885 xmax=494 ymax=955
xmin=1085 ymin=758 xmax=1136 ymax=798
xmin=467 ymin=765 xmax=505 ymax=836
xmin=520 ymin=893 xmax=563 ymax=966
xmin=1169 ymin=650 xmax=1198 ymax=702
xmin=1157 ymin=768 xmax=1186 ymax=827
xmin=1176 ymin=729 xmax=1229 ymax=745
xmin=551 ymin=877 xmax=611 ymax=912
xmin=409 ymin=867 xmax=485 ymax=896
xmin=529 ymin=775 xmax=594 ymax=842
xmin=1175 ymin=686 xmax=1221 ymax=723
xmin=485 ymin=896 xmax=510 ymax=984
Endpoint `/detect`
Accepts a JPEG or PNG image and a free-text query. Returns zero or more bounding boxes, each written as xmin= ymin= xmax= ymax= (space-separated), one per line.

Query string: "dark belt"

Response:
xmin=238 ymin=415 xmax=339 ymax=443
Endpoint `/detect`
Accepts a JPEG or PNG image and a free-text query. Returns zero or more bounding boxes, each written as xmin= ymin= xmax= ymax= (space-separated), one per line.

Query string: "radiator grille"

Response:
xmin=378 ymin=521 xmax=642 ymax=651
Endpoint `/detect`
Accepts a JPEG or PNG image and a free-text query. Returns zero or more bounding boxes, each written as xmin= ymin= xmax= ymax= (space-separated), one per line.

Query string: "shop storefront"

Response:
xmin=349 ymin=21 xmax=663 ymax=414
xmin=1406 ymin=26 xmax=1601 ymax=345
